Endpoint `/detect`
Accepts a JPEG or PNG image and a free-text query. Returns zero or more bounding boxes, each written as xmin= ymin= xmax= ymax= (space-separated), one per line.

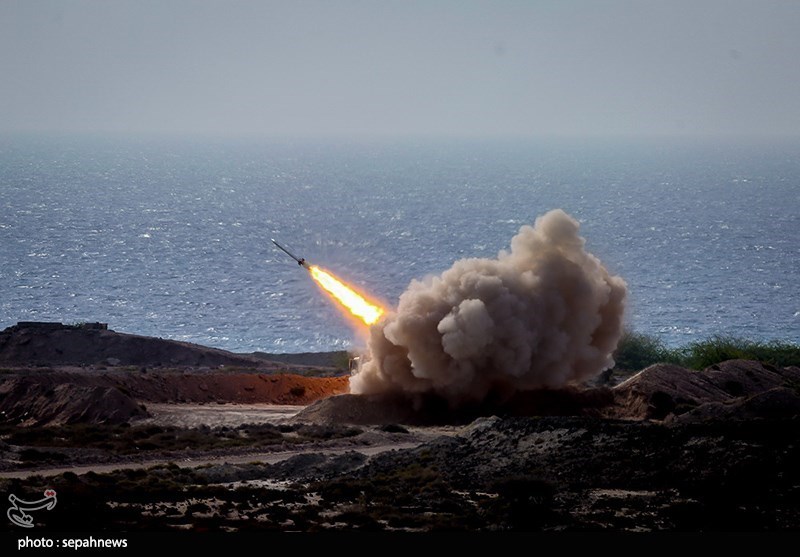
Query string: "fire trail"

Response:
xmin=271 ymin=239 xmax=385 ymax=327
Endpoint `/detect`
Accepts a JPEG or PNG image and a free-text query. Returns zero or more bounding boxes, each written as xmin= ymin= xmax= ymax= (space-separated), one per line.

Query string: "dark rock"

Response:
xmin=0 ymin=321 xmax=279 ymax=368
xmin=673 ymin=387 xmax=800 ymax=423
xmin=610 ymin=360 xmax=800 ymax=420
xmin=268 ymin=450 xmax=368 ymax=480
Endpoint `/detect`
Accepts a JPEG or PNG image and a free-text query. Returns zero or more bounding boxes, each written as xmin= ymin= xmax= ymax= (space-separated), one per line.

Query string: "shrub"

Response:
xmin=331 ymin=351 xmax=353 ymax=371
xmin=613 ymin=332 xmax=800 ymax=372
xmin=681 ymin=336 xmax=800 ymax=370
xmin=485 ymin=475 xmax=557 ymax=530
xmin=19 ymin=448 xmax=67 ymax=462
xmin=613 ymin=330 xmax=676 ymax=371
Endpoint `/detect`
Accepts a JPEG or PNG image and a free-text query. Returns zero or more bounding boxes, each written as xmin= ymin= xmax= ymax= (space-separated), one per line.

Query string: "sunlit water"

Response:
xmin=1 ymin=135 xmax=798 ymax=352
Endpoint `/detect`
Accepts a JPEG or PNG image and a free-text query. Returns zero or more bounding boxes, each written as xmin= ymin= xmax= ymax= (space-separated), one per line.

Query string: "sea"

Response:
xmin=1 ymin=134 xmax=798 ymax=353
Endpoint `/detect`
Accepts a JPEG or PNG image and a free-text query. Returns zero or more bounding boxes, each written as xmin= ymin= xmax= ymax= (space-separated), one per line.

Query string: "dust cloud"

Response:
xmin=350 ymin=209 xmax=627 ymax=405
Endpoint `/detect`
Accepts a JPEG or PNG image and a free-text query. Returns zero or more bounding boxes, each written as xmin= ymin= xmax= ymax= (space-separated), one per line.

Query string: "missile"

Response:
xmin=271 ymin=239 xmax=309 ymax=268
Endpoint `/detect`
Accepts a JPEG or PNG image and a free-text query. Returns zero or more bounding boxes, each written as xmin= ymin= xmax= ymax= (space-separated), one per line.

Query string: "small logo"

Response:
xmin=7 ymin=490 xmax=57 ymax=528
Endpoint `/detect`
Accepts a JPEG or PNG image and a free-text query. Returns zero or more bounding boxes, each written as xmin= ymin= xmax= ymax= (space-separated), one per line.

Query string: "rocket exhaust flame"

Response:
xmin=309 ymin=265 xmax=385 ymax=326
xmin=272 ymin=239 xmax=385 ymax=326
xmin=277 ymin=209 xmax=626 ymax=408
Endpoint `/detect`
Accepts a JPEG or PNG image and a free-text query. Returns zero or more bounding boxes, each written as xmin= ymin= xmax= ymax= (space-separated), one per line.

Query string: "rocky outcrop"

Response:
xmin=0 ymin=371 xmax=349 ymax=409
xmin=348 ymin=414 xmax=800 ymax=530
xmin=610 ymin=359 xmax=800 ymax=420
xmin=0 ymin=378 xmax=148 ymax=426
xmin=673 ymin=387 xmax=800 ymax=423
xmin=0 ymin=322 xmax=282 ymax=368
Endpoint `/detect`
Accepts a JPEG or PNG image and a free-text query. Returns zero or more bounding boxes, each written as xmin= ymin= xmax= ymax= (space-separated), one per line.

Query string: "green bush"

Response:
xmin=681 ymin=336 xmax=800 ymax=370
xmin=613 ymin=332 xmax=800 ymax=372
xmin=331 ymin=351 xmax=353 ymax=371
xmin=613 ymin=330 xmax=678 ymax=371
xmin=753 ymin=340 xmax=800 ymax=367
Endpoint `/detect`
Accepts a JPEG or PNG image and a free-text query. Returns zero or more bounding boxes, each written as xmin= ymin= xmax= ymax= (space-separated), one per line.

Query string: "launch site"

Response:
xmin=2 ymin=214 xmax=799 ymax=533
xmin=2 ymin=0 xmax=799 ymax=545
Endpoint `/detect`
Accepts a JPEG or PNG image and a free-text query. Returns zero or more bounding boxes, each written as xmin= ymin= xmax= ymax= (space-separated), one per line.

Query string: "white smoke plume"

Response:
xmin=350 ymin=209 xmax=627 ymax=405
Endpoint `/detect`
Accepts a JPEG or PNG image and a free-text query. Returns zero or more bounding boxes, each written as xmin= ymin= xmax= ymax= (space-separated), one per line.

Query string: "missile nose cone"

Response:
xmin=272 ymin=238 xmax=308 ymax=267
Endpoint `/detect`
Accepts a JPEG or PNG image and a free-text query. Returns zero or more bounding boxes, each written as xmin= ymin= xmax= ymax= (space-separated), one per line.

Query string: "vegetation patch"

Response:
xmin=613 ymin=331 xmax=800 ymax=372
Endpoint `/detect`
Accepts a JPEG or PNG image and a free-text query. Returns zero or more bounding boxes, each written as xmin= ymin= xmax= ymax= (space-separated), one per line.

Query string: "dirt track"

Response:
xmin=0 ymin=402 xmax=453 ymax=480
xmin=0 ymin=440 xmax=422 ymax=480
xmin=141 ymin=403 xmax=307 ymax=428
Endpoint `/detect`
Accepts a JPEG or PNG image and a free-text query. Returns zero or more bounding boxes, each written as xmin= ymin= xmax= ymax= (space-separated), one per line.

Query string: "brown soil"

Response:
xmin=0 ymin=370 xmax=349 ymax=426
xmin=5 ymin=324 xmax=798 ymax=532
xmin=0 ymin=322 xmax=341 ymax=374
xmin=3 ymin=321 xmax=798 ymax=429
xmin=0 ymin=379 xmax=147 ymax=426
xmin=0 ymin=322 xmax=350 ymax=426
xmin=300 ymin=359 xmax=800 ymax=425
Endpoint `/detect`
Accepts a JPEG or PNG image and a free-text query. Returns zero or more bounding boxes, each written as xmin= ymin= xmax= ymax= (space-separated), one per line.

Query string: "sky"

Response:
xmin=1 ymin=0 xmax=799 ymax=138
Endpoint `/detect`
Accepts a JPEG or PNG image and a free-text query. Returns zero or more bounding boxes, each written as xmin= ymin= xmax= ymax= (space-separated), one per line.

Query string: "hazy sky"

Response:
xmin=1 ymin=0 xmax=799 ymax=138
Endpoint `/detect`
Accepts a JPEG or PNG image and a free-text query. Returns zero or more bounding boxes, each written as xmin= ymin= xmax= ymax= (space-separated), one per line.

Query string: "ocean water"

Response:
xmin=1 ymin=134 xmax=798 ymax=353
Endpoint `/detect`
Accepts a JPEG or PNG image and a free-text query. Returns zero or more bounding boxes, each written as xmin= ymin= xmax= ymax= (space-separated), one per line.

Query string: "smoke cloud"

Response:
xmin=350 ymin=209 xmax=627 ymax=405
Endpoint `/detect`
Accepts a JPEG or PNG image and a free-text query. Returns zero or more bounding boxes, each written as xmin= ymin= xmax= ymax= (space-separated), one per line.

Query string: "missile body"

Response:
xmin=271 ymin=239 xmax=309 ymax=268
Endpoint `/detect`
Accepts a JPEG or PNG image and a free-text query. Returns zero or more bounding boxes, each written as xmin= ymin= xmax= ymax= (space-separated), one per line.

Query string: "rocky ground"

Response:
xmin=0 ymin=322 xmax=349 ymax=428
xmin=1 ymin=322 xmax=799 ymax=532
xmin=3 ymin=414 xmax=797 ymax=532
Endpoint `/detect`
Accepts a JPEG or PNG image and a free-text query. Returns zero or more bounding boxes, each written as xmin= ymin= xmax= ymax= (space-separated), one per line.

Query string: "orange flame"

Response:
xmin=308 ymin=265 xmax=385 ymax=326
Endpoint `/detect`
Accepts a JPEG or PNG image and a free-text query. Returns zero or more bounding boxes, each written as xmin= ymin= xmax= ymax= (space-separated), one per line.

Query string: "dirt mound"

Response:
xmin=296 ymin=393 xmax=432 ymax=425
xmin=117 ymin=372 xmax=350 ymax=404
xmin=673 ymin=387 xmax=800 ymax=423
xmin=299 ymin=360 xmax=800 ymax=425
xmin=266 ymin=451 xmax=369 ymax=481
xmin=0 ymin=371 xmax=349 ymax=406
xmin=0 ymin=378 xmax=148 ymax=426
xmin=296 ymin=387 xmax=613 ymax=425
xmin=610 ymin=359 xmax=800 ymax=420
xmin=0 ymin=322 xmax=284 ymax=368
